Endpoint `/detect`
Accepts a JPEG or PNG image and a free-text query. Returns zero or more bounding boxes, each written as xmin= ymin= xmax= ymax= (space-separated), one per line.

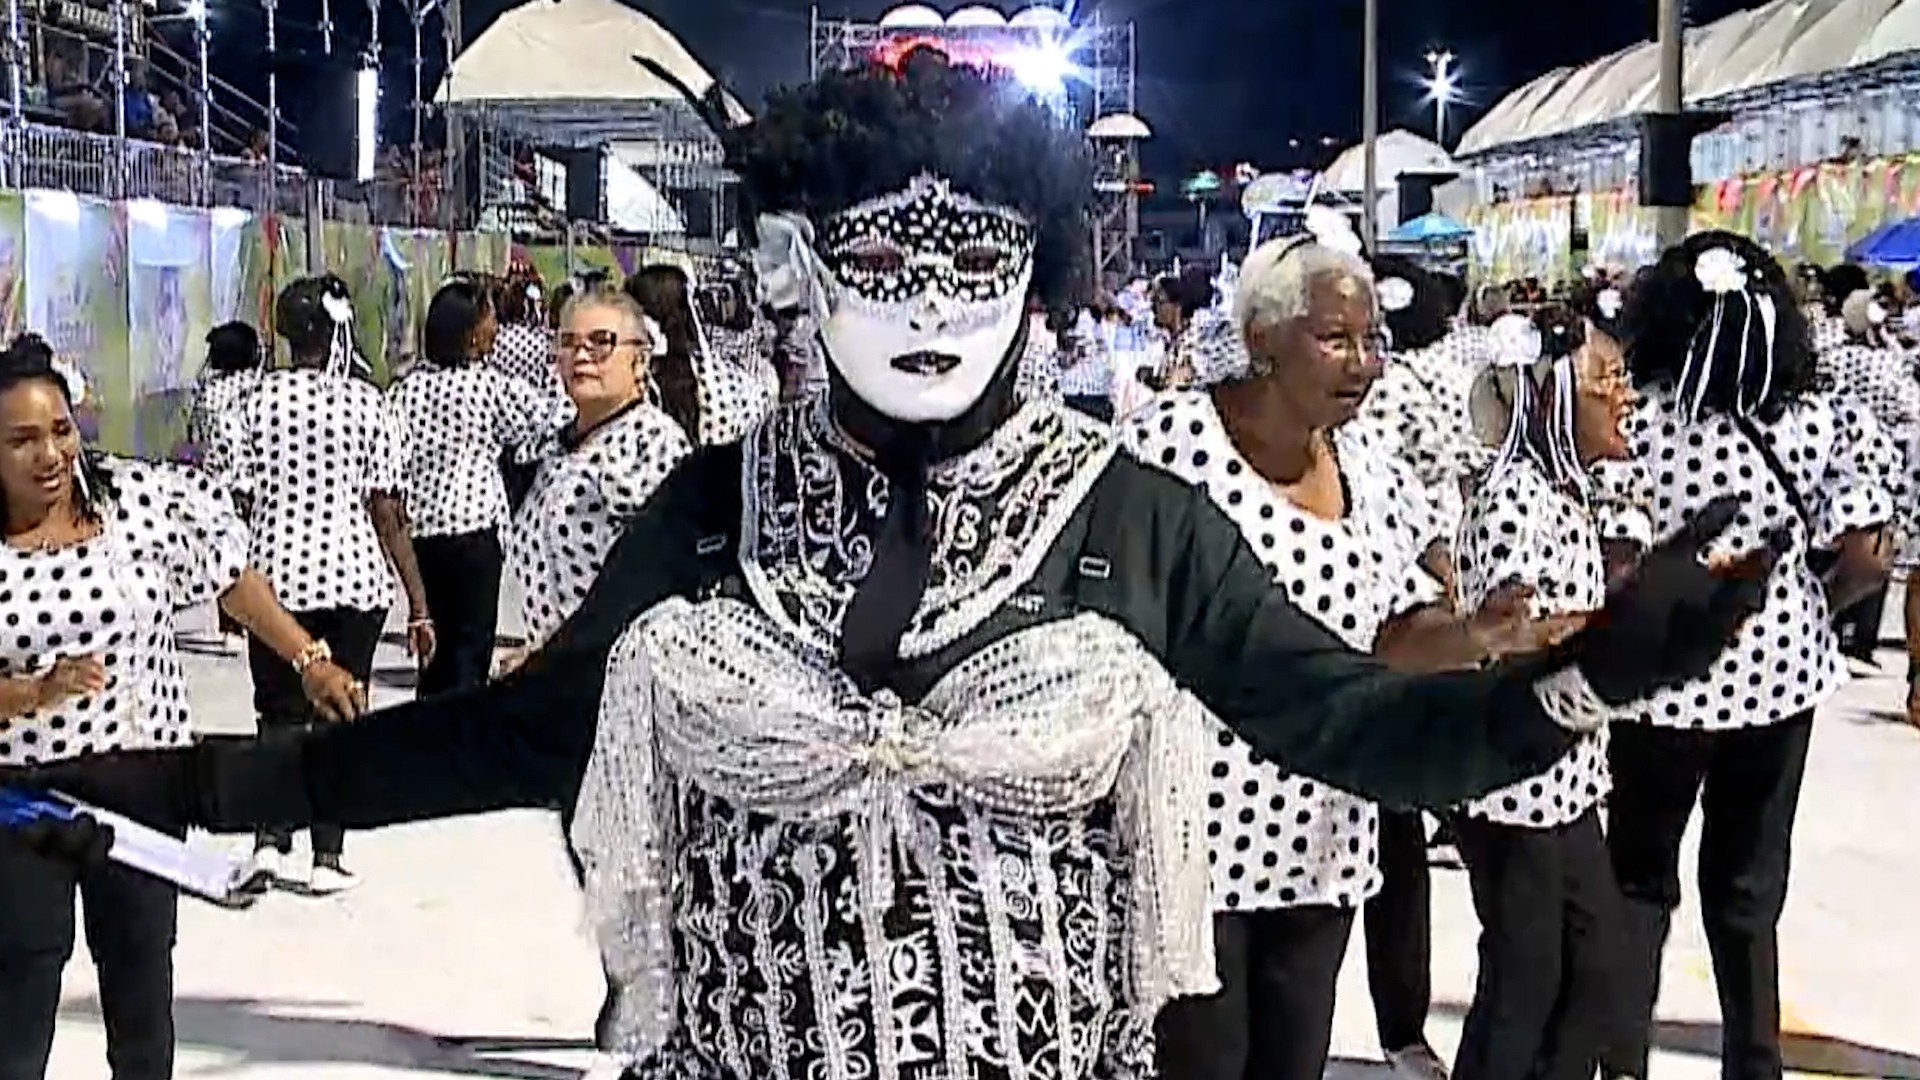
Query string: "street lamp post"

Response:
xmin=1425 ymin=49 xmax=1456 ymax=148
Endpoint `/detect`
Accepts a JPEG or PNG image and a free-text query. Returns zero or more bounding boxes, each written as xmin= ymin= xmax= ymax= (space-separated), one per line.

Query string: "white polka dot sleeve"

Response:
xmin=366 ymin=397 xmax=408 ymax=498
xmin=491 ymin=368 xmax=564 ymax=451
xmin=1590 ymin=459 xmax=1655 ymax=549
xmin=601 ymin=410 xmax=695 ymax=518
xmin=120 ymin=460 xmax=250 ymax=608
xmin=1811 ymin=402 xmax=1898 ymax=545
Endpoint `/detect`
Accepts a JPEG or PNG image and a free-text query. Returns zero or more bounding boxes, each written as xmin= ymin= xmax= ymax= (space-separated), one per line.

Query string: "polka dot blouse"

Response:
xmin=1630 ymin=385 xmax=1896 ymax=730
xmin=188 ymin=369 xmax=260 ymax=480
xmin=488 ymin=322 xmax=569 ymax=414
xmin=1454 ymin=457 xmax=1611 ymax=828
xmin=1353 ymin=335 xmax=1488 ymax=536
xmin=1125 ymin=391 xmax=1446 ymax=912
xmin=504 ymin=401 xmax=692 ymax=649
xmin=695 ymin=326 xmax=779 ymax=447
xmin=387 ymin=364 xmax=556 ymax=539
xmin=0 ymin=459 xmax=248 ymax=766
xmin=1589 ymin=458 xmax=1656 ymax=550
xmin=226 ymin=368 xmax=407 ymax=613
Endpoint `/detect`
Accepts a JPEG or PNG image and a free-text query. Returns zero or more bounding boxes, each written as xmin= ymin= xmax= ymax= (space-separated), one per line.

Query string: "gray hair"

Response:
xmin=558 ymin=283 xmax=664 ymax=354
xmin=1233 ymin=238 xmax=1375 ymax=338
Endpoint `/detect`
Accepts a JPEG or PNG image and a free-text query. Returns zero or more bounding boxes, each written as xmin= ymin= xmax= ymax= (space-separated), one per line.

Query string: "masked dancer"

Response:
xmin=7 ymin=51 xmax=1772 ymax=1080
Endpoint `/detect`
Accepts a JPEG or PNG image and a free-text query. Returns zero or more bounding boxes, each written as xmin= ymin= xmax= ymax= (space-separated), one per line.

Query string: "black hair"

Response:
xmin=1821 ymin=264 xmax=1869 ymax=317
xmin=1532 ymin=303 xmax=1588 ymax=362
xmin=1619 ymin=230 xmax=1814 ymax=422
xmin=724 ymin=46 xmax=1093 ymax=326
xmin=422 ymin=279 xmax=493 ymax=368
xmin=1569 ymin=281 xmax=1624 ymax=343
xmin=1153 ymin=266 xmax=1216 ymax=321
xmin=624 ymin=265 xmax=704 ymax=442
xmin=275 ymin=274 xmax=353 ymax=360
xmin=1370 ymin=254 xmax=1451 ymax=352
xmin=205 ymin=320 xmax=262 ymax=374
xmin=0 ymin=334 xmax=117 ymax=526
xmin=495 ymin=274 xmax=543 ymax=326
xmin=547 ymin=280 xmax=576 ymax=332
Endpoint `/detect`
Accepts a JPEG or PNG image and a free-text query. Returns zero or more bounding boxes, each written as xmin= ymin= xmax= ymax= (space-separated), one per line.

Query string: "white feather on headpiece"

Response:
xmin=753 ymin=211 xmax=833 ymax=322
xmin=1597 ymin=288 xmax=1624 ymax=320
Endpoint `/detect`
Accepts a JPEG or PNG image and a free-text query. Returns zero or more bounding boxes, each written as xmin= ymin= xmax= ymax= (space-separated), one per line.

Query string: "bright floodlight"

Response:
xmin=877 ymin=4 xmax=943 ymax=27
xmin=354 ymin=66 xmax=379 ymax=182
xmin=1008 ymin=42 xmax=1071 ymax=90
xmin=182 ymin=0 xmax=206 ymax=20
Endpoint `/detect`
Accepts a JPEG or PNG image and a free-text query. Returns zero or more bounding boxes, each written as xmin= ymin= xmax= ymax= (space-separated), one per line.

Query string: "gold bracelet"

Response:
xmin=293 ymin=639 xmax=333 ymax=675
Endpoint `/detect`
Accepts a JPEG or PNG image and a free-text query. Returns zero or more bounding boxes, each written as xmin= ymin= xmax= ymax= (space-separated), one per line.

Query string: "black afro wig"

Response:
xmin=1619 ymin=230 xmax=1814 ymax=422
xmin=1368 ymin=254 xmax=1451 ymax=352
xmin=723 ymin=46 xmax=1093 ymax=322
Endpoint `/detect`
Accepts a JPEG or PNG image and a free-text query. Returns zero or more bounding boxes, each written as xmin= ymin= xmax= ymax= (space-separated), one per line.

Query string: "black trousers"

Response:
xmin=1454 ymin=808 xmax=1622 ymax=1080
xmin=1366 ymin=808 xmax=1433 ymax=1053
xmin=1155 ymin=905 xmax=1358 ymax=1080
xmin=414 ymin=528 xmax=504 ymax=697
xmin=249 ymin=606 xmax=386 ymax=858
xmin=1064 ymin=394 xmax=1115 ymax=423
xmin=1603 ymin=714 xmax=1814 ymax=1080
xmin=1834 ymin=582 xmax=1888 ymax=662
xmin=0 ymin=761 xmax=183 ymax=1080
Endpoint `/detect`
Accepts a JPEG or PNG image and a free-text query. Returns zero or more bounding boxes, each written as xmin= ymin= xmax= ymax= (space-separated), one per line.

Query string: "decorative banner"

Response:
xmin=209 ymin=207 xmax=253 ymax=326
xmin=0 ymin=193 xmax=23 ymax=342
xmin=125 ymin=200 xmax=213 ymax=459
xmin=24 ymin=190 xmax=130 ymax=452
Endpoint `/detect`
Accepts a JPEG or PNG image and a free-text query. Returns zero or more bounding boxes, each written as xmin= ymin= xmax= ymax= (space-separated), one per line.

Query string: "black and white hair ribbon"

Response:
xmin=1677 ymin=245 xmax=1777 ymax=423
xmin=1485 ymin=313 xmax=1588 ymax=498
xmin=320 ymin=286 xmax=355 ymax=378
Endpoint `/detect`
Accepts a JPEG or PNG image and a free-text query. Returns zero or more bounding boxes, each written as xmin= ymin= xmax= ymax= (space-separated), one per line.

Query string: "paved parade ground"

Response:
xmin=41 ymin=601 xmax=1920 ymax=1080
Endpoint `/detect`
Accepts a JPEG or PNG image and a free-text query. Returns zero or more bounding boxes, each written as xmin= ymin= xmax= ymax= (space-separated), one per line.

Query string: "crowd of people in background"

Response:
xmin=0 ymin=205 xmax=1914 ymax=1080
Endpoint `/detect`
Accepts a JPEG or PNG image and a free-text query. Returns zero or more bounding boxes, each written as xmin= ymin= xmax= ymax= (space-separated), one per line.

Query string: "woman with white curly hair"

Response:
xmin=1131 ymin=222 xmax=1567 ymax=1080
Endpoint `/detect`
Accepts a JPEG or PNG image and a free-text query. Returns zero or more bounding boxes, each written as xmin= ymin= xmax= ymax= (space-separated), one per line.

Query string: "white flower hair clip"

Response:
xmin=320 ymin=291 xmax=354 ymax=326
xmin=526 ymin=285 xmax=543 ymax=303
xmin=1597 ymin=287 xmax=1624 ymax=320
xmin=1488 ymin=312 xmax=1542 ymax=368
xmin=50 ymin=357 xmax=87 ymax=403
xmin=1868 ymin=301 xmax=1889 ymax=327
xmin=1377 ymin=277 xmax=1415 ymax=313
xmin=1303 ymin=205 xmax=1364 ymax=257
xmin=1694 ymin=247 xmax=1748 ymax=295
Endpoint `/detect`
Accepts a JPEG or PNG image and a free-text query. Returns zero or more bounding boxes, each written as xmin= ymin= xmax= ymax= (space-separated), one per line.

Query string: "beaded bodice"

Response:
xmin=569 ymin=598 xmax=1214 ymax=1080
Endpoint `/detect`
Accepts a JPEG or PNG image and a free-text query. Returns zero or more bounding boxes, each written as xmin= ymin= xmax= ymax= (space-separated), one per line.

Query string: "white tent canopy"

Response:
xmin=1318 ymin=129 xmax=1457 ymax=193
xmin=606 ymin=146 xmax=688 ymax=233
xmin=1458 ymin=0 xmax=1920 ymax=156
xmin=434 ymin=0 xmax=748 ymax=133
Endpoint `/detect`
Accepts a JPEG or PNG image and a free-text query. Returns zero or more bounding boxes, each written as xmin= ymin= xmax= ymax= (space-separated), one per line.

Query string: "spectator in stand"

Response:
xmin=41 ymin=46 xmax=105 ymax=132
xmin=120 ymin=61 xmax=159 ymax=138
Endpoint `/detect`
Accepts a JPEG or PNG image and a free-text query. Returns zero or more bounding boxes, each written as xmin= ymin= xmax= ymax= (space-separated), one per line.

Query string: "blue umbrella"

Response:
xmin=1386 ymin=212 xmax=1473 ymax=244
xmin=1846 ymin=218 xmax=1920 ymax=270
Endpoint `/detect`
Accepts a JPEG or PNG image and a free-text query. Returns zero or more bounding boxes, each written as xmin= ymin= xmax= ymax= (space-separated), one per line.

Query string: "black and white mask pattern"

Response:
xmin=809 ymin=173 xmax=1036 ymax=422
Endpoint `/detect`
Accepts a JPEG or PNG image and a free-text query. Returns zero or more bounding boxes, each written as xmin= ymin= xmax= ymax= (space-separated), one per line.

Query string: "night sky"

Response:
xmin=192 ymin=0 xmax=1754 ymax=179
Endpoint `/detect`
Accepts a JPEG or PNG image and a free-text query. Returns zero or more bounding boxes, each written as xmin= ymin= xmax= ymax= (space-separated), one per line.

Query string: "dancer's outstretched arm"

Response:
xmin=4 ymin=449 xmax=745 ymax=836
xmin=1092 ymin=461 xmax=1772 ymax=811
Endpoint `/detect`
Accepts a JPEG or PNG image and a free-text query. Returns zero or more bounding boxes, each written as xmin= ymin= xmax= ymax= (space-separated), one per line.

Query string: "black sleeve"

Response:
xmin=1088 ymin=460 xmax=1575 ymax=811
xmin=186 ymin=448 xmax=745 ymax=833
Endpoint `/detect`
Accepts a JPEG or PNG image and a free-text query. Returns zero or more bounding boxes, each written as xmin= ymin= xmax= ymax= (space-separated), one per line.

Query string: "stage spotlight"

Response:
xmin=1007 ymin=43 xmax=1071 ymax=91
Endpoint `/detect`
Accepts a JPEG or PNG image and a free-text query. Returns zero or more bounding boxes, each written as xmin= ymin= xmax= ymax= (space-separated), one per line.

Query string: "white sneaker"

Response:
xmin=307 ymin=864 xmax=362 ymax=896
xmin=1386 ymin=1043 xmax=1451 ymax=1080
xmin=241 ymin=847 xmax=285 ymax=892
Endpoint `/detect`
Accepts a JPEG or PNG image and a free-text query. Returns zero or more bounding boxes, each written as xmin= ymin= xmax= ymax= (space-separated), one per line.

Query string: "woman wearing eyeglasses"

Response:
xmin=504 ymin=284 xmax=692 ymax=658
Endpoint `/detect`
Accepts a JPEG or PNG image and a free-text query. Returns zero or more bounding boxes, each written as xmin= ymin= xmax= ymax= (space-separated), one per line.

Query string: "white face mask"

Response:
xmin=814 ymin=174 xmax=1035 ymax=422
